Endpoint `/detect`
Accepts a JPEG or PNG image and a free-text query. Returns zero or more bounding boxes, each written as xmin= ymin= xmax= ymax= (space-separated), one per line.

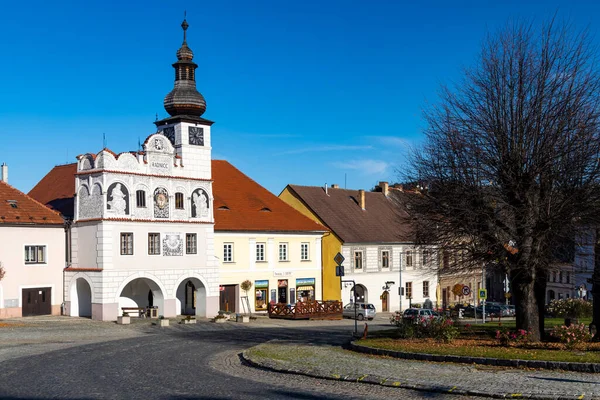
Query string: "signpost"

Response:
xmin=335 ymin=252 xmax=345 ymax=289
xmin=462 ymin=285 xmax=471 ymax=297
xmin=478 ymin=289 xmax=487 ymax=323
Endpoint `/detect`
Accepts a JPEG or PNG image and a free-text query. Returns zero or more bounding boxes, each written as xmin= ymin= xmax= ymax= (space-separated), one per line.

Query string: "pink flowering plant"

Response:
xmin=550 ymin=323 xmax=592 ymax=349
xmin=495 ymin=328 xmax=534 ymax=346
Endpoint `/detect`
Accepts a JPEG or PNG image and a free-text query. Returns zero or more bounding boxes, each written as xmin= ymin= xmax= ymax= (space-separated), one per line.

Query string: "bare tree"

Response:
xmin=407 ymin=20 xmax=600 ymax=340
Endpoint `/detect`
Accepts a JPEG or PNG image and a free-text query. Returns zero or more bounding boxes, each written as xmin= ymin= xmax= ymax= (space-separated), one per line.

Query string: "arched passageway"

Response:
xmin=175 ymin=278 xmax=207 ymax=316
xmin=119 ymin=278 xmax=164 ymax=317
xmin=351 ymin=284 xmax=368 ymax=303
xmin=70 ymin=278 xmax=92 ymax=317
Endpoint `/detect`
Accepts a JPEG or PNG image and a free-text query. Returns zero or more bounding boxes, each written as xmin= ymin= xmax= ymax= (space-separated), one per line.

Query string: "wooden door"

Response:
xmin=219 ymin=285 xmax=237 ymax=312
xmin=381 ymin=291 xmax=389 ymax=312
xmin=22 ymin=288 xmax=51 ymax=316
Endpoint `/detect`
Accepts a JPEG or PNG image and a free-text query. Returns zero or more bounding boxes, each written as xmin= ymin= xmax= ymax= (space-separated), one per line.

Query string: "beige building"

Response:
xmin=0 ymin=165 xmax=65 ymax=317
xmin=212 ymin=161 xmax=327 ymax=313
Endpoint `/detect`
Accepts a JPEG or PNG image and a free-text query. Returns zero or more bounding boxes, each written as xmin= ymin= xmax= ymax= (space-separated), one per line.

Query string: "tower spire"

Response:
xmin=182 ymin=11 xmax=188 ymax=44
xmin=161 ymin=16 xmax=207 ymax=118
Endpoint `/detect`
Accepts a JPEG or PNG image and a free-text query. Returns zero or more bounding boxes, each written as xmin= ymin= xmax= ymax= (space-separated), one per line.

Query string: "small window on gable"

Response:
xmin=7 ymin=200 xmax=17 ymax=208
xmin=136 ymin=190 xmax=146 ymax=208
xmin=175 ymin=192 xmax=184 ymax=209
xmin=260 ymin=207 xmax=272 ymax=212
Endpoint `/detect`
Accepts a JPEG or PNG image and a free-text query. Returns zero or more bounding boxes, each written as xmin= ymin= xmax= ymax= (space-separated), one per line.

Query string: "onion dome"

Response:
xmin=163 ymin=18 xmax=206 ymax=117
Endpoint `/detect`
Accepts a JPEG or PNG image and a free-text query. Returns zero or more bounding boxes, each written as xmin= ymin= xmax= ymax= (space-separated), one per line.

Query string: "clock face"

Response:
xmin=189 ymin=126 xmax=204 ymax=146
xmin=163 ymin=127 xmax=175 ymax=144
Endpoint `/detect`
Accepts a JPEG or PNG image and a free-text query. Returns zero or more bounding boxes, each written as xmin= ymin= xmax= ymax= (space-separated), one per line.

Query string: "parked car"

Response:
xmin=402 ymin=308 xmax=435 ymax=324
xmin=343 ymin=303 xmax=376 ymax=320
xmin=462 ymin=305 xmax=489 ymax=318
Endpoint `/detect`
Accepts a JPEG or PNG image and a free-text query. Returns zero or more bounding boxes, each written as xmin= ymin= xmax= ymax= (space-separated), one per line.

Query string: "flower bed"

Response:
xmin=358 ymin=337 xmax=600 ymax=363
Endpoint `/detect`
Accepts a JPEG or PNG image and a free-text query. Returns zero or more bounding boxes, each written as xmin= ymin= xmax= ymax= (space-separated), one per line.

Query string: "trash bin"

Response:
xmin=148 ymin=307 xmax=159 ymax=319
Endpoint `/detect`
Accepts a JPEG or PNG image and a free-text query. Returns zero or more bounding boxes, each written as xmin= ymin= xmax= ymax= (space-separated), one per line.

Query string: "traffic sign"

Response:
xmin=462 ymin=285 xmax=471 ymax=296
xmin=335 ymin=265 xmax=345 ymax=277
xmin=478 ymin=289 xmax=487 ymax=300
xmin=334 ymin=252 xmax=345 ymax=266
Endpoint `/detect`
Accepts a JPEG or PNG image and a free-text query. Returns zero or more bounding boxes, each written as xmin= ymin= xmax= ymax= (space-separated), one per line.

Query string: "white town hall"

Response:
xmin=63 ymin=19 xmax=219 ymax=320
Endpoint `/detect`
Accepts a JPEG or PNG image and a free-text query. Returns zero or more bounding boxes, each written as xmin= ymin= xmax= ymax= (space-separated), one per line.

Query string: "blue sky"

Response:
xmin=1 ymin=0 xmax=599 ymax=195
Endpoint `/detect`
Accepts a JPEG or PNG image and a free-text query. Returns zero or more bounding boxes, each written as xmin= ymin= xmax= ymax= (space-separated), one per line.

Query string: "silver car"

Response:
xmin=343 ymin=303 xmax=376 ymax=320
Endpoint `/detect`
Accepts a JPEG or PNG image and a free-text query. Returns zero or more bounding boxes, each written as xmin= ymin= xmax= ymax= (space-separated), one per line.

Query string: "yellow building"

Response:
xmin=279 ymin=186 xmax=343 ymax=301
xmin=213 ymin=161 xmax=327 ymax=313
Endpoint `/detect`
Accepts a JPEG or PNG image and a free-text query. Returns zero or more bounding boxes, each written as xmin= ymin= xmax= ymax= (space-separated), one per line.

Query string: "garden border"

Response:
xmin=350 ymin=341 xmax=600 ymax=373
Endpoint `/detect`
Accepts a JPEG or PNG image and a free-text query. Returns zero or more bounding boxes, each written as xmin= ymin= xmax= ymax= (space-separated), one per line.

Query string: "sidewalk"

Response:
xmin=243 ymin=341 xmax=600 ymax=399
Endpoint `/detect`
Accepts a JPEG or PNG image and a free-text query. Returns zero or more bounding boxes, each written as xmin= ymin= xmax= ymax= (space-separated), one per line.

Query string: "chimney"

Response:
xmin=378 ymin=181 xmax=389 ymax=196
xmin=331 ymin=184 xmax=339 ymax=189
xmin=359 ymin=189 xmax=366 ymax=210
xmin=1 ymin=163 xmax=7 ymax=183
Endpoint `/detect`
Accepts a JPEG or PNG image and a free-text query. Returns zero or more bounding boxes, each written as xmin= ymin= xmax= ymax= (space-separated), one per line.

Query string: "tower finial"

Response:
xmin=181 ymin=12 xmax=189 ymax=44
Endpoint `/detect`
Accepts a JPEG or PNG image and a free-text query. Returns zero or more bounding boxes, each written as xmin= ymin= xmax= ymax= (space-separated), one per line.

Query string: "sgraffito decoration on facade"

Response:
xmin=163 ymin=232 xmax=183 ymax=256
xmin=191 ymin=188 xmax=209 ymax=218
xmin=107 ymin=182 xmax=129 ymax=215
xmin=154 ymin=187 xmax=169 ymax=218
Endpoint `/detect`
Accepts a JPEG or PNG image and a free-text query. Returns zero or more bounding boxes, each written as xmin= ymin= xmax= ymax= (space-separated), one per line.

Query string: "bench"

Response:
xmin=121 ymin=307 xmax=146 ymax=318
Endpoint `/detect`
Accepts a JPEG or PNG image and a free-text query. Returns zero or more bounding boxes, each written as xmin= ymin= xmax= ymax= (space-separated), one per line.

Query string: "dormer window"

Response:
xmin=7 ymin=200 xmax=17 ymax=208
xmin=260 ymin=207 xmax=272 ymax=212
xmin=217 ymin=206 xmax=230 ymax=211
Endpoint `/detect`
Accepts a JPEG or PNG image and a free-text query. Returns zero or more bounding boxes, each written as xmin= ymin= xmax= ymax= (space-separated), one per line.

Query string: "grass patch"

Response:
xmin=358 ymin=337 xmax=600 ymax=363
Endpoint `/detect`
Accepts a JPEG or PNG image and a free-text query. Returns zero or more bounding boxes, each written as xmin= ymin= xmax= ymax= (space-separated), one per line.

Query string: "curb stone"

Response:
xmin=240 ymin=349 xmax=596 ymax=400
xmin=350 ymin=342 xmax=600 ymax=373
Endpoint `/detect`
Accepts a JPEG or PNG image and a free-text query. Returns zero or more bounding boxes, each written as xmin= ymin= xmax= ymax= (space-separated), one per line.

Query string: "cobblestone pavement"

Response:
xmin=0 ymin=315 xmax=486 ymax=399
xmin=0 ymin=315 xmax=591 ymax=399
xmin=244 ymin=341 xmax=600 ymax=399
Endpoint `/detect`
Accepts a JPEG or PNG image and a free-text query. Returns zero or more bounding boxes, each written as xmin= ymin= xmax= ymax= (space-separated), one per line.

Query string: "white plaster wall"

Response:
xmin=0 ymin=225 xmax=65 ymax=309
xmin=71 ymin=223 xmax=99 ymax=268
xmin=341 ymin=243 xmax=440 ymax=312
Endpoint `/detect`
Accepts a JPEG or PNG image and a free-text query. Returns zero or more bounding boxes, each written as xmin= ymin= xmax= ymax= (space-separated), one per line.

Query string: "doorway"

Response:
xmin=219 ymin=285 xmax=237 ymax=312
xmin=277 ymin=280 xmax=288 ymax=303
xmin=381 ymin=291 xmax=389 ymax=312
xmin=22 ymin=288 xmax=52 ymax=316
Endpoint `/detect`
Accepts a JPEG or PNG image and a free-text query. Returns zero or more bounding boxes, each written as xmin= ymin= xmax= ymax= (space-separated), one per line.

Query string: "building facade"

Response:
xmin=280 ymin=182 xmax=439 ymax=312
xmin=211 ymin=160 xmax=326 ymax=313
xmin=31 ymin=19 xmax=220 ymax=321
xmin=0 ymin=168 xmax=65 ymax=317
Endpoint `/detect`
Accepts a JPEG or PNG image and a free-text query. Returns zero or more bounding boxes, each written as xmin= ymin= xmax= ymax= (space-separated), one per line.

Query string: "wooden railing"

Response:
xmin=268 ymin=300 xmax=343 ymax=320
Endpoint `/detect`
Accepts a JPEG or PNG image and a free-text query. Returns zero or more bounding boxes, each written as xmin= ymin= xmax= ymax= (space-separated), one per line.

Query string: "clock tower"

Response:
xmin=155 ymin=18 xmax=212 ymax=181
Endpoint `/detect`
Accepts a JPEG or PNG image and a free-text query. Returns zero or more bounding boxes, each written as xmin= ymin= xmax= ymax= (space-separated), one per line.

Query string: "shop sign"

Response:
xmin=255 ymin=280 xmax=269 ymax=289
xmin=296 ymin=278 xmax=315 ymax=286
xmin=273 ymin=271 xmax=292 ymax=277
xmin=278 ymin=279 xmax=288 ymax=287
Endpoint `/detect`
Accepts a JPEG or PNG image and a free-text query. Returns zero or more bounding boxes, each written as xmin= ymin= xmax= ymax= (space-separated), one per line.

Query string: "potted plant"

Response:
xmin=214 ymin=314 xmax=227 ymax=323
xmin=159 ymin=315 xmax=169 ymax=327
xmin=181 ymin=315 xmax=196 ymax=324
xmin=117 ymin=311 xmax=130 ymax=325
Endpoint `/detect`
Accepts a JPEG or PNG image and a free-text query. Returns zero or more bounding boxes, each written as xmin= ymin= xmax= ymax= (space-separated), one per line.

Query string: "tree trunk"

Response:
xmin=593 ymin=229 xmax=600 ymax=341
xmin=512 ymin=272 xmax=541 ymax=341
xmin=534 ymin=269 xmax=547 ymax=340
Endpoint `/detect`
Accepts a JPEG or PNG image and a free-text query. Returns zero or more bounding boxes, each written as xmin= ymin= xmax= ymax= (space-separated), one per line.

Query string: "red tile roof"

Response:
xmin=29 ymin=160 xmax=326 ymax=233
xmin=0 ymin=180 xmax=63 ymax=225
xmin=212 ymin=160 xmax=326 ymax=232
xmin=28 ymin=163 xmax=77 ymax=219
xmin=284 ymin=185 xmax=413 ymax=243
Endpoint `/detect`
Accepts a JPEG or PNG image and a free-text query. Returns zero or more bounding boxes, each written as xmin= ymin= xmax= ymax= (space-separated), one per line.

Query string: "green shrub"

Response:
xmin=546 ymin=298 xmax=592 ymax=318
xmin=391 ymin=316 xmax=459 ymax=342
